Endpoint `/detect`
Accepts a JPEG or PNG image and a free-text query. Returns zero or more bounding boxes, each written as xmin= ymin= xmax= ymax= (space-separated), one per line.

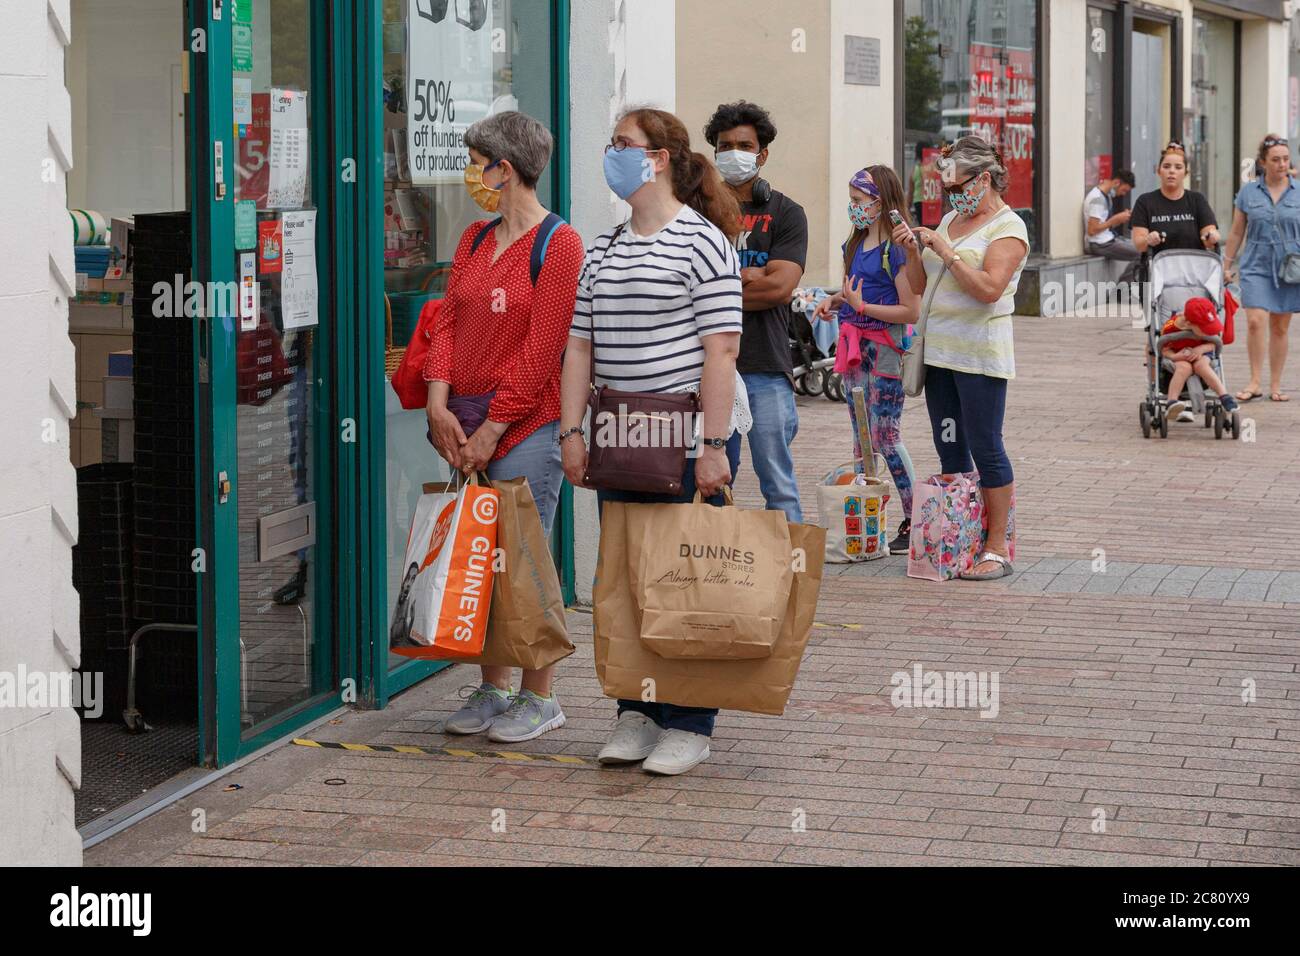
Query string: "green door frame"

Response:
xmin=359 ymin=0 xmax=574 ymax=709
xmin=190 ymin=0 xmax=357 ymax=766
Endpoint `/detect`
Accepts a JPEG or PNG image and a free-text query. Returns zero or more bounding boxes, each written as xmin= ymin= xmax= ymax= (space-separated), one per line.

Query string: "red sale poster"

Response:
xmin=922 ymin=147 xmax=943 ymax=226
xmin=237 ymin=92 xmax=271 ymax=207
xmin=968 ymin=43 xmax=1035 ymax=212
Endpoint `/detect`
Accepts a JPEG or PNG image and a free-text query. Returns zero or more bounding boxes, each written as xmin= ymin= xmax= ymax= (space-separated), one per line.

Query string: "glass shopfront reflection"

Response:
xmin=380 ymin=0 xmax=558 ymax=669
xmin=902 ymin=0 xmax=1039 ymax=248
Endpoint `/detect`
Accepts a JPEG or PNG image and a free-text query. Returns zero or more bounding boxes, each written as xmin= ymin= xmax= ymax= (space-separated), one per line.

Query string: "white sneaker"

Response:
xmin=596 ymin=712 xmax=661 ymax=764
xmin=641 ymin=729 xmax=711 ymax=776
xmin=1165 ymin=399 xmax=1187 ymax=422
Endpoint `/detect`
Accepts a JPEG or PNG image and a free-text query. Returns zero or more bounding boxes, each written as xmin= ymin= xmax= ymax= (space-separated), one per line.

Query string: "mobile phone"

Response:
xmin=889 ymin=209 xmax=918 ymax=245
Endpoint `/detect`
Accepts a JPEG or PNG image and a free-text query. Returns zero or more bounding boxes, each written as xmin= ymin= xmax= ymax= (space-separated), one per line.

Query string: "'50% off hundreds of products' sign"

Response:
xmin=405 ymin=0 xmax=495 ymax=185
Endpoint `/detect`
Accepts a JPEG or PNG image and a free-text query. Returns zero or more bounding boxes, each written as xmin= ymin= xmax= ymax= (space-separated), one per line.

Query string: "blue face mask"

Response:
xmin=604 ymin=146 xmax=653 ymax=200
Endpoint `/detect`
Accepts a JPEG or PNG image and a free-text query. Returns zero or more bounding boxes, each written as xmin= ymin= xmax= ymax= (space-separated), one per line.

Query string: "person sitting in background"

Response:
xmin=1084 ymin=169 xmax=1138 ymax=284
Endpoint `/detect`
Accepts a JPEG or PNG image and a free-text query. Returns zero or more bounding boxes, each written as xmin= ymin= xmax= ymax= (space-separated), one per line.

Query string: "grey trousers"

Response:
xmin=1088 ymin=238 xmax=1140 ymax=284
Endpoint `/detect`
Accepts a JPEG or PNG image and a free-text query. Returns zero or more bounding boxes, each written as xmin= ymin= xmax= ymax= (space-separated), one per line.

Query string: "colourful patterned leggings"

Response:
xmin=841 ymin=341 xmax=915 ymax=519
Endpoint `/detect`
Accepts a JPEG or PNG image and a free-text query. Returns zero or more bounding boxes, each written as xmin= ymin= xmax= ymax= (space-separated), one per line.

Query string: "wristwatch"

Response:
xmin=700 ymin=436 xmax=727 ymax=449
xmin=949 ymin=252 xmax=961 ymax=267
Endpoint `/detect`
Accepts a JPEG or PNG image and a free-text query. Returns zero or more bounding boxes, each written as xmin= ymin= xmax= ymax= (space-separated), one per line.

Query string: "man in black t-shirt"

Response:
xmin=705 ymin=101 xmax=808 ymax=523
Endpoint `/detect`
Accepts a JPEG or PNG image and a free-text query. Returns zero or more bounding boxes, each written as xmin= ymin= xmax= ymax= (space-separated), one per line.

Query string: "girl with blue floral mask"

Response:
xmin=814 ymin=166 xmax=921 ymax=553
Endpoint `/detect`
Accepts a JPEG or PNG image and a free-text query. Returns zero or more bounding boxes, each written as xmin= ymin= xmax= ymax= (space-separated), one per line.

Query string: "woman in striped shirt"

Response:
xmin=559 ymin=107 xmax=745 ymax=776
xmin=891 ymin=136 xmax=1029 ymax=581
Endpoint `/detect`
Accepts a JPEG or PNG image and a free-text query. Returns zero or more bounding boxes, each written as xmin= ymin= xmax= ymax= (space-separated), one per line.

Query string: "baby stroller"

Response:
xmin=790 ymin=288 xmax=839 ymax=399
xmin=1138 ymin=248 xmax=1241 ymax=440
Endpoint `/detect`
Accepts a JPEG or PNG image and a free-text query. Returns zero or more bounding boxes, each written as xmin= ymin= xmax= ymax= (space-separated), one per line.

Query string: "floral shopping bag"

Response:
xmin=907 ymin=472 xmax=985 ymax=581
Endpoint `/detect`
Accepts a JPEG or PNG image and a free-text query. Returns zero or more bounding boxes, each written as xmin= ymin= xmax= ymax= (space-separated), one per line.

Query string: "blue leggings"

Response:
xmin=923 ymin=365 xmax=1014 ymax=489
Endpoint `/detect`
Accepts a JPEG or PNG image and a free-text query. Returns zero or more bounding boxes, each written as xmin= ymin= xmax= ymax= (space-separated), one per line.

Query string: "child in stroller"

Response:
xmin=1139 ymin=247 xmax=1242 ymax=440
xmin=1159 ymin=297 xmax=1238 ymax=421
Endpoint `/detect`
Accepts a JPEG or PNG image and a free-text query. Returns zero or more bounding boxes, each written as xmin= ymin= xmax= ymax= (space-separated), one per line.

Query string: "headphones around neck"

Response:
xmin=750 ymin=177 xmax=772 ymax=205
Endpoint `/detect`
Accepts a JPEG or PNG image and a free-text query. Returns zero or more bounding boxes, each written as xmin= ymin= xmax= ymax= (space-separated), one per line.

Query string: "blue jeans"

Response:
xmin=596 ymin=432 xmax=742 ymax=737
xmin=487 ymin=420 xmax=562 ymax=535
xmin=740 ymin=372 xmax=803 ymax=523
xmin=923 ymin=365 xmax=1013 ymax=489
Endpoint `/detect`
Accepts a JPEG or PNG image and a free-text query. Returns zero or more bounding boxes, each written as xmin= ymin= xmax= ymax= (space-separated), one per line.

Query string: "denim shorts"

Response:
xmin=486 ymin=420 xmax=563 ymax=535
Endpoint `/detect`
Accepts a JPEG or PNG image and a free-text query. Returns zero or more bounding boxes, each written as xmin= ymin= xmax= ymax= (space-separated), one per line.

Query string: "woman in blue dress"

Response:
xmin=1224 ymin=134 xmax=1300 ymax=403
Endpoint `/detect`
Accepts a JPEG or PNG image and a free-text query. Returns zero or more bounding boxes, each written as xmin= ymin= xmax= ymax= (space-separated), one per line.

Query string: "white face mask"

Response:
xmin=716 ymin=149 xmax=760 ymax=185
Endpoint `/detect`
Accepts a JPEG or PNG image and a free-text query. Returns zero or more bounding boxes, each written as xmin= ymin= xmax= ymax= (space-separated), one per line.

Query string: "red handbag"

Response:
xmin=391 ymin=298 xmax=443 ymax=409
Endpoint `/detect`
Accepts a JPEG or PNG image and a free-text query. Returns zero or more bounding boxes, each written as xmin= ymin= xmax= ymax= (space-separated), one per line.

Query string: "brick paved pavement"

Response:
xmin=89 ymin=314 xmax=1300 ymax=867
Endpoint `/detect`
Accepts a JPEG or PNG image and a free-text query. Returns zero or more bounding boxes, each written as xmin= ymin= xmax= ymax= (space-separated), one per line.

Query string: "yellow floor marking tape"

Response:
xmin=291 ymin=738 xmax=596 ymax=766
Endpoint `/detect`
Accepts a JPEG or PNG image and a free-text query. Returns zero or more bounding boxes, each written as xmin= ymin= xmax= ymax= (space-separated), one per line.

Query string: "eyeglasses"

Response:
xmin=605 ymin=138 xmax=654 ymax=153
xmin=1263 ymin=137 xmax=1290 ymax=150
xmin=1162 ymin=141 xmax=1186 ymax=153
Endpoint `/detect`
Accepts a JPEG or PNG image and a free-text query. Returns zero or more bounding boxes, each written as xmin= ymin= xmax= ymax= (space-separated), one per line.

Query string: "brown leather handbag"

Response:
xmin=582 ymin=225 xmax=699 ymax=495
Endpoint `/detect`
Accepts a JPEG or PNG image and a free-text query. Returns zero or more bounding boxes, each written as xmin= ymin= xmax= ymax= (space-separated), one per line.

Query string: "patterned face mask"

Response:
xmin=948 ymin=176 xmax=987 ymax=217
xmin=848 ymin=202 xmax=878 ymax=230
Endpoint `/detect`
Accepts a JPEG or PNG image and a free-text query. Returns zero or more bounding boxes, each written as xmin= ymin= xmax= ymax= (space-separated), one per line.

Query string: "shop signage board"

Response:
xmin=235 ymin=199 xmax=257 ymax=249
xmin=405 ymin=0 xmax=495 ymax=185
xmin=267 ymin=88 xmax=308 ymax=209
xmin=232 ymin=0 xmax=254 ymax=72
xmin=281 ymin=209 xmax=318 ymax=330
xmin=843 ymin=36 xmax=881 ymax=86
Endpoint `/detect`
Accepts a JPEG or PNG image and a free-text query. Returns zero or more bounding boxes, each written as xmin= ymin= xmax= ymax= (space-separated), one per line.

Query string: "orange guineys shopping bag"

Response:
xmin=390 ymin=474 xmax=499 ymax=660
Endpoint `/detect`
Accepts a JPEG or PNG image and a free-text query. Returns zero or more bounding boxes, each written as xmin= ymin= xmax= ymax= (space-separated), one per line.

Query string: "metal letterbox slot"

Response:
xmin=257 ymin=502 xmax=316 ymax=562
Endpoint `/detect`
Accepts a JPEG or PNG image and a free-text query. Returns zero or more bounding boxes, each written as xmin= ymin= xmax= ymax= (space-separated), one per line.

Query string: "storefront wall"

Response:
xmin=0 ymin=0 xmax=81 ymax=867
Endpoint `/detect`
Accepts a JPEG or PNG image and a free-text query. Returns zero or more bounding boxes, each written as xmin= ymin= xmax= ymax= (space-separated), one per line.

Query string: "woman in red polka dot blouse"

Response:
xmin=422 ymin=111 xmax=584 ymax=744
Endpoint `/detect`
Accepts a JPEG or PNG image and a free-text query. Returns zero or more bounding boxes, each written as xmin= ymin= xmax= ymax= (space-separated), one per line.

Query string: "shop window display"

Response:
xmin=381 ymin=0 xmax=558 ymax=663
xmin=903 ymin=0 xmax=1039 ymax=248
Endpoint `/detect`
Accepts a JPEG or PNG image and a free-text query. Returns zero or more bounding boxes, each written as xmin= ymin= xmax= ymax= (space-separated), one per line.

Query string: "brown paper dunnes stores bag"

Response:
xmin=627 ymin=493 xmax=793 ymax=660
xmin=594 ymin=502 xmax=825 ymax=715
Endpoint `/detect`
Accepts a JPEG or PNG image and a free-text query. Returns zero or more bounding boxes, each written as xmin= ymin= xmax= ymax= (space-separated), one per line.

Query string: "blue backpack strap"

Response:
xmin=468 ymin=217 xmax=502 ymax=257
xmin=529 ymin=212 xmax=565 ymax=286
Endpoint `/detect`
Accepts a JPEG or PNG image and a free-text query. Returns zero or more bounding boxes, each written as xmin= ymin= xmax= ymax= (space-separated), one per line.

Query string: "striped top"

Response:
xmin=921 ymin=208 xmax=1029 ymax=380
xmin=571 ymin=205 xmax=743 ymax=392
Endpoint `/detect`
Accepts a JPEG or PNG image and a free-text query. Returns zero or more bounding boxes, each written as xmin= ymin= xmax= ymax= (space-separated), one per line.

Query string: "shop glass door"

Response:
xmin=191 ymin=0 xmax=344 ymax=765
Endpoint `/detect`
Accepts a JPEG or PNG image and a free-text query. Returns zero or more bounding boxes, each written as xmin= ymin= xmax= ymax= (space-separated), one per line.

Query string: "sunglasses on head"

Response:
xmin=1263 ymin=137 xmax=1290 ymax=150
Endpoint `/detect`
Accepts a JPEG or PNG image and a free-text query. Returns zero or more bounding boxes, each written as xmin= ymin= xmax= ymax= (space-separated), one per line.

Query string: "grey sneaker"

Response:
xmin=487 ymin=690 xmax=566 ymax=743
xmin=444 ymin=682 xmax=512 ymax=735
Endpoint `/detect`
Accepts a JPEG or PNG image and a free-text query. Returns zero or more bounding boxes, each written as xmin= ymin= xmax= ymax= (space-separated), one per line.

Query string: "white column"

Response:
xmin=826 ymin=0 xmax=895 ymax=286
xmin=1047 ymin=0 xmax=1087 ymax=258
xmin=1240 ymin=17 xmax=1291 ymax=176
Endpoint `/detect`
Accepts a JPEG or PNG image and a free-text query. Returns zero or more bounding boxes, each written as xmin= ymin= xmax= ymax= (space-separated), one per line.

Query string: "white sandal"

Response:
xmin=959 ymin=550 xmax=1014 ymax=581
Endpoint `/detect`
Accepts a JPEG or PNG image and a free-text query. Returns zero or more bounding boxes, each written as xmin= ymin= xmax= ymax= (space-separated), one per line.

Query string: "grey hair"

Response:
xmin=463 ymin=111 xmax=553 ymax=189
xmin=936 ymin=135 xmax=1010 ymax=193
